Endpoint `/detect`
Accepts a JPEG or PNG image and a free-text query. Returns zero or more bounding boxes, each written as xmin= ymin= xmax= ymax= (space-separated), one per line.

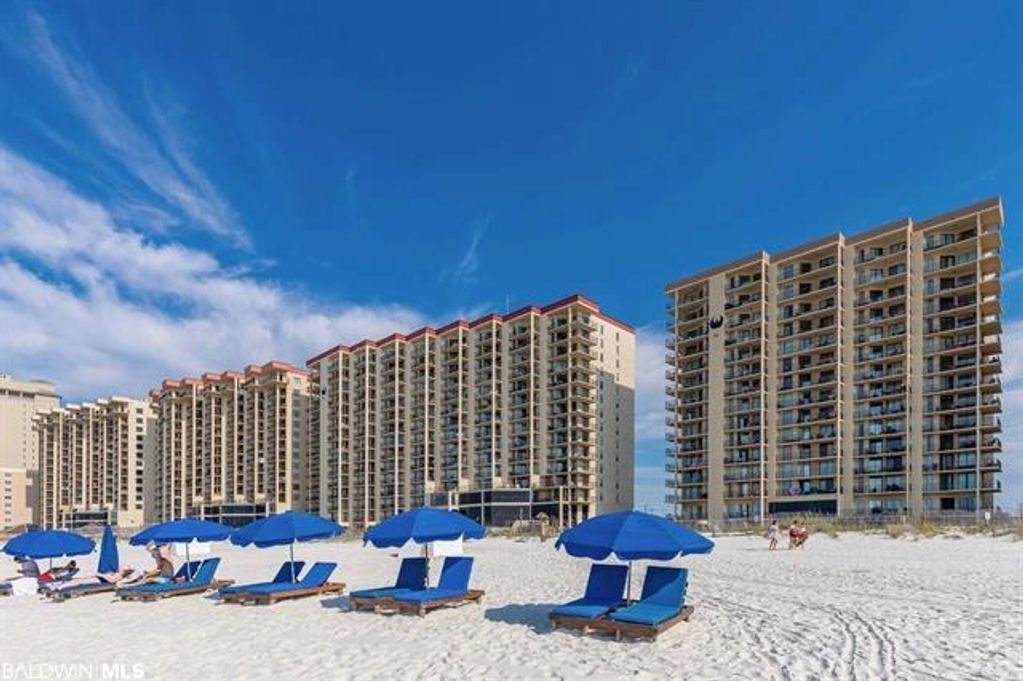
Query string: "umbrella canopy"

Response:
xmin=130 ymin=518 xmax=231 ymax=581
xmin=232 ymin=511 xmax=345 ymax=582
xmin=555 ymin=510 xmax=714 ymax=561
xmin=363 ymin=508 xmax=485 ymax=548
xmin=2 ymin=530 xmax=95 ymax=560
xmin=231 ymin=511 xmax=344 ymax=548
xmin=129 ymin=518 xmax=231 ymax=546
xmin=97 ymin=525 xmax=119 ymax=574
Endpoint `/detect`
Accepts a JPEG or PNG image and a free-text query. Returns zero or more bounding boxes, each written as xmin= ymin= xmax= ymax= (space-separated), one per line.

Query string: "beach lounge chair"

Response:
xmin=349 ymin=557 xmax=427 ymax=611
xmin=117 ymin=558 xmax=232 ymax=602
xmin=46 ymin=577 xmax=124 ymax=602
xmin=549 ymin=563 xmax=628 ymax=630
xmin=219 ymin=561 xmax=306 ymax=599
xmin=392 ymin=556 xmax=484 ymax=616
xmin=605 ymin=567 xmax=692 ymax=641
xmin=221 ymin=562 xmax=344 ymax=605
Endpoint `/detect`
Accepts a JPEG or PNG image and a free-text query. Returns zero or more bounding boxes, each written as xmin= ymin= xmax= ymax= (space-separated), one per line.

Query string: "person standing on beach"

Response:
xmin=766 ymin=520 xmax=780 ymax=550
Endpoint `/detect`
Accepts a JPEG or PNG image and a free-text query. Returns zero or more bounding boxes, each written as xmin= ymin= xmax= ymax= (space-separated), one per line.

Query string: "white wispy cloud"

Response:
xmin=0 ymin=146 xmax=429 ymax=400
xmin=632 ymin=324 xmax=669 ymax=514
xmin=633 ymin=324 xmax=667 ymax=443
xmin=6 ymin=11 xmax=246 ymax=246
xmin=1002 ymin=266 xmax=1023 ymax=283
xmin=450 ymin=216 xmax=489 ymax=285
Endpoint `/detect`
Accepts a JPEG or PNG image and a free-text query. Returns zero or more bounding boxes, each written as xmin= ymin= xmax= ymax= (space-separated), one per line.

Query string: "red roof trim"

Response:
xmin=305 ymin=293 xmax=634 ymax=364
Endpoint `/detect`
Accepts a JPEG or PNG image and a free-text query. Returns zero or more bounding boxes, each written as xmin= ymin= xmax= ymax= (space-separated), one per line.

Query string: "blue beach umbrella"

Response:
xmin=2 ymin=530 xmax=95 ymax=570
xmin=231 ymin=511 xmax=345 ymax=581
xmin=130 ymin=518 xmax=231 ymax=579
xmin=555 ymin=510 xmax=714 ymax=599
xmin=97 ymin=525 xmax=119 ymax=575
xmin=364 ymin=508 xmax=485 ymax=586
xmin=363 ymin=508 xmax=485 ymax=548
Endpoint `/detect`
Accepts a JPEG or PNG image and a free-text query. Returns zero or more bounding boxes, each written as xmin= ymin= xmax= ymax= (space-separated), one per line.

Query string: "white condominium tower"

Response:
xmin=0 ymin=374 xmax=60 ymax=527
xmin=665 ymin=198 xmax=1003 ymax=522
xmin=35 ymin=397 xmax=154 ymax=529
xmin=148 ymin=362 xmax=309 ymax=526
xmin=306 ymin=294 xmax=635 ymax=528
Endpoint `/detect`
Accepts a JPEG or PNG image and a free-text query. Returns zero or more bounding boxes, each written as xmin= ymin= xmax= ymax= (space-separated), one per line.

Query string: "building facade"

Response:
xmin=35 ymin=397 xmax=154 ymax=529
xmin=149 ymin=362 xmax=309 ymax=526
xmin=1 ymin=467 xmax=35 ymax=530
xmin=665 ymin=198 xmax=1003 ymax=522
xmin=306 ymin=294 xmax=635 ymax=528
xmin=0 ymin=374 xmax=60 ymax=526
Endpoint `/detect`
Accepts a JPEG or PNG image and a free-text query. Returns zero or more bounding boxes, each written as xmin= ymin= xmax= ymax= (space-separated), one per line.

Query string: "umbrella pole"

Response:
xmin=186 ymin=543 xmax=191 ymax=581
xmin=422 ymin=543 xmax=431 ymax=589
xmin=290 ymin=542 xmax=296 ymax=582
xmin=627 ymin=560 xmax=633 ymax=603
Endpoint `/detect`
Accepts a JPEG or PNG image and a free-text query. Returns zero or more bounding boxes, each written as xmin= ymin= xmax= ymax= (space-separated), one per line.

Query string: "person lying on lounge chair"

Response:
xmin=39 ymin=560 xmax=79 ymax=583
xmin=55 ymin=567 xmax=149 ymax=589
xmin=97 ymin=567 xmax=149 ymax=586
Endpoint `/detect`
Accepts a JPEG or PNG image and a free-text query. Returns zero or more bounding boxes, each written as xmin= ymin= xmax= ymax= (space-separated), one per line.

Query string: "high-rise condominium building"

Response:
xmin=1 ymin=467 xmax=34 ymax=529
xmin=149 ymin=362 xmax=309 ymax=526
xmin=665 ymin=198 xmax=1003 ymax=522
xmin=306 ymin=294 xmax=635 ymax=528
xmin=0 ymin=374 xmax=60 ymax=526
xmin=35 ymin=397 xmax=154 ymax=529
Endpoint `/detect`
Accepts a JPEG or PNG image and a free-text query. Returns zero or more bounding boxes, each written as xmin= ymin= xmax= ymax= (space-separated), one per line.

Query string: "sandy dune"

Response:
xmin=1 ymin=533 xmax=1020 ymax=680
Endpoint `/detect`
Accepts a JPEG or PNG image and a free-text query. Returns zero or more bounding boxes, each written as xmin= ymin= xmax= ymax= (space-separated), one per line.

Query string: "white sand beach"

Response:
xmin=1 ymin=533 xmax=1021 ymax=681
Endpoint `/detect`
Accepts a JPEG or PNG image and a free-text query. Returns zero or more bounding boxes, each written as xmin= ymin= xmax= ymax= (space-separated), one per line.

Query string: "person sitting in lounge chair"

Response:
xmin=144 ymin=542 xmax=177 ymax=583
xmin=3 ymin=556 xmax=41 ymax=596
xmin=7 ymin=555 xmax=40 ymax=580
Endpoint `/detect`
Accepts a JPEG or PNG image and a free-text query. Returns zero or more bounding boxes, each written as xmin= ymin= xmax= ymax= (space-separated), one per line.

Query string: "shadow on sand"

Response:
xmin=319 ymin=594 xmax=350 ymax=610
xmin=484 ymin=603 xmax=558 ymax=634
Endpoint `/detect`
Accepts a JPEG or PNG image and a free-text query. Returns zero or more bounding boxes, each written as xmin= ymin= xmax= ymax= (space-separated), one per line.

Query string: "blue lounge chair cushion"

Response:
xmin=393 ymin=556 xmax=474 ymax=604
xmin=436 ymin=556 xmax=473 ymax=591
xmin=551 ymin=600 xmax=616 ymax=619
xmin=221 ymin=561 xmax=306 ymax=594
xmin=174 ymin=561 xmax=203 ymax=581
xmin=608 ymin=566 xmax=688 ymax=626
xmin=394 ymin=557 xmax=428 ymax=589
xmin=234 ymin=562 xmax=336 ymax=595
xmin=582 ymin=564 xmax=628 ymax=603
xmin=394 ymin=588 xmax=466 ymax=603
xmin=351 ymin=557 xmax=427 ymax=599
xmin=551 ymin=563 xmax=628 ymax=620
xmin=608 ymin=602 xmax=680 ymax=626
xmin=350 ymin=586 xmax=414 ymax=599
xmin=124 ymin=558 xmax=221 ymax=593
xmin=637 ymin=566 xmax=688 ymax=608
xmin=351 ymin=556 xmax=423 ymax=597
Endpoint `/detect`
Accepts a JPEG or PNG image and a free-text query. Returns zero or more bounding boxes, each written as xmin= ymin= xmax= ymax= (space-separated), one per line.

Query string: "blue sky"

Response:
xmin=0 ymin=2 xmax=1020 ymax=512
